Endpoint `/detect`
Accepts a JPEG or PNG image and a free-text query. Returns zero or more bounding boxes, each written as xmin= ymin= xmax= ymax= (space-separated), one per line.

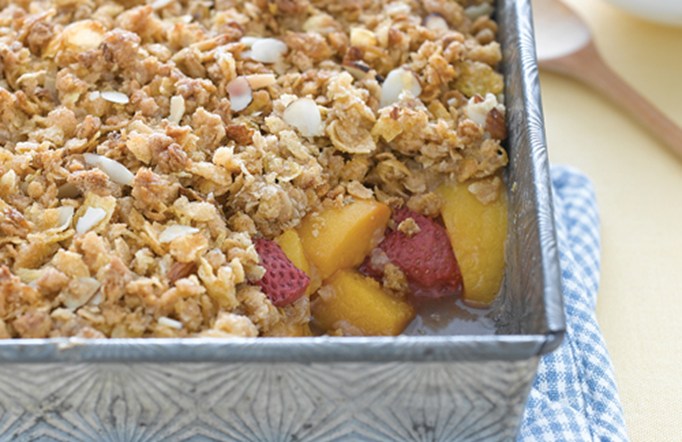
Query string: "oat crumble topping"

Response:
xmin=0 ymin=0 xmax=507 ymax=338
xmin=397 ymin=216 xmax=420 ymax=236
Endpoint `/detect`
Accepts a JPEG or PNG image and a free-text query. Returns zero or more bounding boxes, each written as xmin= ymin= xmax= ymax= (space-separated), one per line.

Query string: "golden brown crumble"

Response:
xmin=397 ymin=217 xmax=420 ymax=237
xmin=382 ymin=262 xmax=409 ymax=296
xmin=0 ymin=0 xmax=507 ymax=338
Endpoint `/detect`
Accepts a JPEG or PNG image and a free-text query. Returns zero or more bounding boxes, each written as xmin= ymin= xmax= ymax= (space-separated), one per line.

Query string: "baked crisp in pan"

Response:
xmin=0 ymin=0 xmax=507 ymax=338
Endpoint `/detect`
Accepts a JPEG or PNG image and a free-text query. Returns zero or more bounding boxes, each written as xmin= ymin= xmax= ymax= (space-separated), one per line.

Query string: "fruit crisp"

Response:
xmin=0 ymin=0 xmax=508 ymax=338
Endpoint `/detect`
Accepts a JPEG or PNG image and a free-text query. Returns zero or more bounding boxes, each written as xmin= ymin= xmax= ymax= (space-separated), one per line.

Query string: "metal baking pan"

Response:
xmin=0 ymin=0 xmax=563 ymax=439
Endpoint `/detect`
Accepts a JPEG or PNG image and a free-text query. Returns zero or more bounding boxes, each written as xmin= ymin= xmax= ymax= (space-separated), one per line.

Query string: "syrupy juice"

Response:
xmin=404 ymin=297 xmax=496 ymax=336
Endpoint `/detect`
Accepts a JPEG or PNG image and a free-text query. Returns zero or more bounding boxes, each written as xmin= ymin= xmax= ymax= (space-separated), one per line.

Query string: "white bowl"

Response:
xmin=603 ymin=0 xmax=682 ymax=26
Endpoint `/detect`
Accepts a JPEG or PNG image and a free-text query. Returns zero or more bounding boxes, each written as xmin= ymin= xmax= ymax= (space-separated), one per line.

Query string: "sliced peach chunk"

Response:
xmin=312 ymin=270 xmax=415 ymax=336
xmin=275 ymin=229 xmax=310 ymax=274
xmin=297 ymin=200 xmax=391 ymax=280
xmin=436 ymin=181 xmax=508 ymax=308
xmin=275 ymin=229 xmax=321 ymax=296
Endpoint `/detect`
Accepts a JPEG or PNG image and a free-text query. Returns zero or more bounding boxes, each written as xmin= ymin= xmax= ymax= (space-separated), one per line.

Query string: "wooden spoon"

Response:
xmin=532 ymin=0 xmax=682 ymax=160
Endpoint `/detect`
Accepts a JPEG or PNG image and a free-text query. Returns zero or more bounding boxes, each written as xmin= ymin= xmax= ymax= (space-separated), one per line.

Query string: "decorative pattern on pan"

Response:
xmin=0 ymin=360 xmax=537 ymax=441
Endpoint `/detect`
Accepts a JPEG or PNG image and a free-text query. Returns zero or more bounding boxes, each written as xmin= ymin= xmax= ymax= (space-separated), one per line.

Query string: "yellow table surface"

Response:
xmin=538 ymin=1 xmax=682 ymax=440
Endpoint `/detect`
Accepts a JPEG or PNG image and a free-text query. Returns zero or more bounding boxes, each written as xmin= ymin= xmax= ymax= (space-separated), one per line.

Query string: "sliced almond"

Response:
xmin=250 ymin=38 xmax=288 ymax=64
xmin=385 ymin=2 xmax=411 ymax=16
xmin=350 ymin=27 xmax=377 ymax=47
xmin=239 ymin=36 xmax=261 ymax=47
xmin=158 ymin=316 xmax=183 ymax=329
xmin=82 ymin=151 xmax=106 ymax=168
xmin=169 ymin=95 xmax=185 ymax=124
xmin=303 ymin=14 xmax=340 ymax=34
xmin=0 ymin=169 xmax=16 ymax=193
xmin=89 ymin=290 xmax=103 ymax=306
xmin=83 ymin=153 xmax=134 ymax=186
xmin=76 ymin=207 xmax=107 ymax=234
xmin=100 ymin=91 xmax=130 ymax=105
xmin=423 ymin=13 xmax=450 ymax=33
xmin=380 ymin=67 xmax=422 ymax=108
xmin=283 ymin=98 xmax=323 ymax=137
xmin=227 ymin=77 xmax=253 ymax=112
xmin=63 ymin=277 xmax=101 ymax=310
xmin=465 ymin=4 xmax=494 ymax=20
xmin=57 ymin=206 xmax=74 ymax=231
xmin=159 ymin=225 xmax=199 ymax=243
xmin=151 ymin=0 xmax=173 ymax=10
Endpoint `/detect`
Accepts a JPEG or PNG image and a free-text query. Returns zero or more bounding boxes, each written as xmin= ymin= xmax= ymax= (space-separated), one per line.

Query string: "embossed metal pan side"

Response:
xmin=496 ymin=0 xmax=565 ymax=351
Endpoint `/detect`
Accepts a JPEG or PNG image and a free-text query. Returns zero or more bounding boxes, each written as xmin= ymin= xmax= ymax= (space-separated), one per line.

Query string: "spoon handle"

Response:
xmin=541 ymin=42 xmax=682 ymax=161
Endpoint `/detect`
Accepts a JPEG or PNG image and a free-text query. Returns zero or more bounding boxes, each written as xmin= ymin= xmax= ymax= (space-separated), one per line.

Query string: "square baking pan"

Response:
xmin=0 ymin=0 xmax=563 ymax=440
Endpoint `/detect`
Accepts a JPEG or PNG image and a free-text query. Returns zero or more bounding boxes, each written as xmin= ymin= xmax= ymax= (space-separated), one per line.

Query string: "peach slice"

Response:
xmin=297 ymin=200 xmax=390 ymax=280
xmin=436 ymin=181 xmax=508 ymax=308
xmin=275 ymin=229 xmax=320 ymax=296
xmin=312 ymin=270 xmax=415 ymax=336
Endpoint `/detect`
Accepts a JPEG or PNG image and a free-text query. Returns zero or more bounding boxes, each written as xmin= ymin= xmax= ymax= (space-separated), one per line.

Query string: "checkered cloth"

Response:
xmin=519 ymin=166 xmax=628 ymax=441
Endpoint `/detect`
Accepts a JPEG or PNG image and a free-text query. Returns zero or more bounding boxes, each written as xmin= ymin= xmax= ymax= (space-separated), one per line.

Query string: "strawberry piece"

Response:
xmin=254 ymin=238 xmax=310 ymax=307
xmin=364 ymin=208 xmax=463 ymax=299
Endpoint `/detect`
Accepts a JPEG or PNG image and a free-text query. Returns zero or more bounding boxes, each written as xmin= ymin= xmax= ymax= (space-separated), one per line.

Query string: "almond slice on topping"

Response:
xmin=151 ymin=0 xmax=173 ymax=10
xmin=227 ymin=77 xmax=253 ymax=112
xmin=245 ymin=74 xmax=276 ymax=89
xmin=158 ymin=316 xmax=183 ymax=329
xmin=83 ymin=153 xmax=102 ymax=167
xmin=283 ymin=98 xmax=323 ymax=137
xmin=159 ymin=225 xmax=199 ymax=243
xmin=350 ymin=27 xmax=377 ymax=47
xmin=250 ymin=38 xmax=287 ymax=64
xmin=380 ymin=67 xmax=422 ymax=108
xmin=89 ymin=290 xmax=103 ymax=306
xmin=423 ymin=13 xmax=449 ymax=33
xmin=303 ymin=14 xmax=340 ymax=34
xmin=465 ymin=3 xmax=493 ymax=20
xmin=76 ymin=207 xmax=106 ymax=234
xmin=57 ymin=206 xmax=74 ymax=231
xmin=83 ymin=153 xmax=134 ymax=186
xmin=239 ymin=36 xmax=261 ymax=47
xmin=385 ymin=2 xmax=411 ymax=16
xmin=88 ymin=91 xmax=101 ymax=101
xmin=169 ymin=95 xmax=185 ymax=124
xmin=63 ymin=277 xmax=101 ymax=310
xmin=100 ymin=91 xmax=130 ymax=105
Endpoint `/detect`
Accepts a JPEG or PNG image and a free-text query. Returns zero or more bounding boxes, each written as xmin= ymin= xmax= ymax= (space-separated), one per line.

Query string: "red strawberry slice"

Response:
xmin=254 ymin=239 xmax=310 ymax=307
xmin=364 ymin=208 xmax=463 ymax=299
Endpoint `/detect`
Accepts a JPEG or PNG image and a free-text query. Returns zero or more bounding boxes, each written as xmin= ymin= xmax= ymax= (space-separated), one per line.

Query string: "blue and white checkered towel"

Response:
xmin=519 ymin=166 xmax=628 ymax=441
